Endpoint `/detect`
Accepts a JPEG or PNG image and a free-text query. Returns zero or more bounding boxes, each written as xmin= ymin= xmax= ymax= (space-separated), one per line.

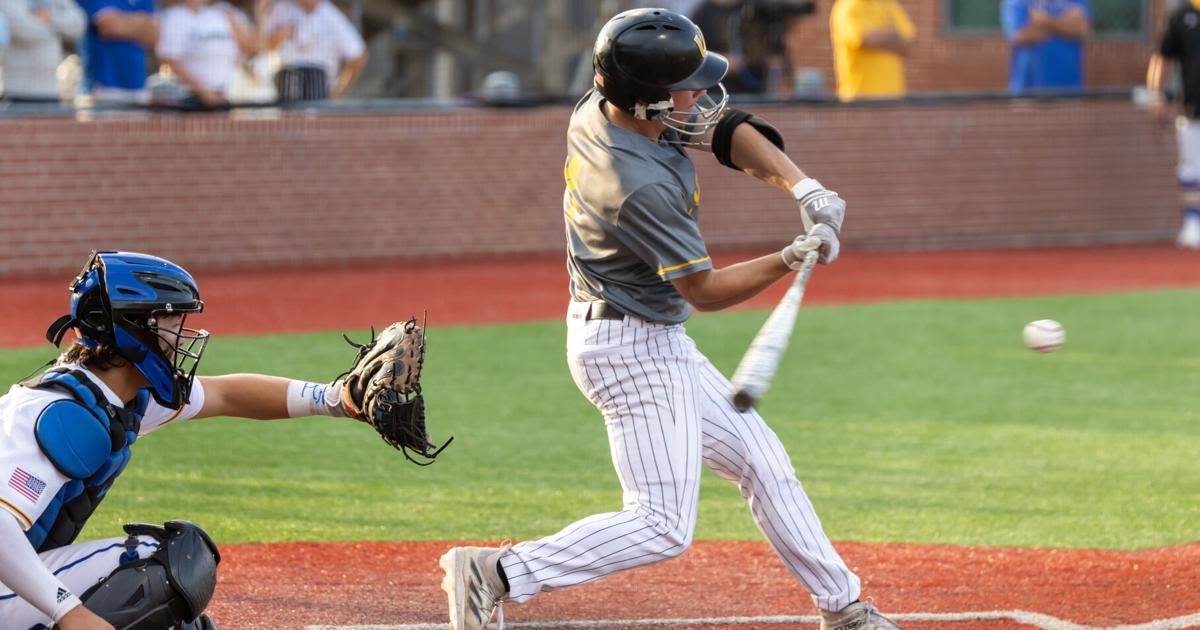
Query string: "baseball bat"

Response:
xmin=730 ymin=203 xmax=819 ymax=412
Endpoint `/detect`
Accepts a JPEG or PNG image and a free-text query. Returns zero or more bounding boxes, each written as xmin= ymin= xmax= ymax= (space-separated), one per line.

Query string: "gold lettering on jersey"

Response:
xmin=694 ymin=34 xmax=706 ymax=56
xmin=688 ymin=175 xmax=700 ymax=215
xmin=564 ymin=156 xmax=583 ymax=221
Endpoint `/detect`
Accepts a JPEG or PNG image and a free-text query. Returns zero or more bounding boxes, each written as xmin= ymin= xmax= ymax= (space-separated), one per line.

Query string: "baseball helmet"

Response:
xmin=593 ymin=8 xmax=729 ymax=140
xmin=46 ymin=251 xmax=210 ymax=409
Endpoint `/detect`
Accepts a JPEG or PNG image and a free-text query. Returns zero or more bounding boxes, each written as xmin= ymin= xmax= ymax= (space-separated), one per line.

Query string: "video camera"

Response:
xmin=747 ymin=0 xmax=817 ymax=22
xmin=742 ymin=0 xmax=817 ymax=50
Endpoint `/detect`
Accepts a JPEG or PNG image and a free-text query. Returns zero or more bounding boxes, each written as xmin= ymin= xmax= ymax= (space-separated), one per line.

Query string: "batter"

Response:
xmin=439 ymin=8 xmax=901 ymax=630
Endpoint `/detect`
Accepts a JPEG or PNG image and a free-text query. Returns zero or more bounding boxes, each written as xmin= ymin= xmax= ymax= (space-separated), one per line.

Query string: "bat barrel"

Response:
xmin=728 ymin=250 xmax=819 ymax=412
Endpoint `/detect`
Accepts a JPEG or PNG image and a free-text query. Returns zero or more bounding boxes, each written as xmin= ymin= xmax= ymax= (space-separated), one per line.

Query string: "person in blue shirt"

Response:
xmin=1002 ymin=0 xmax=1091 ymax=95
xmin=0 ymin=13 xmax=11 ymax=49
xmin=76 ymin=0 xmax=158 ymax=103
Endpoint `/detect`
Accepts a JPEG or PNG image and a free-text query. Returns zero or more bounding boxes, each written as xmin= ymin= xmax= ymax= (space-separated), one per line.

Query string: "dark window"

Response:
xmin=945 ymin=0 xmax=1004 ymax=33
xmin=944 ymin=0 xmax=1148 ymax=39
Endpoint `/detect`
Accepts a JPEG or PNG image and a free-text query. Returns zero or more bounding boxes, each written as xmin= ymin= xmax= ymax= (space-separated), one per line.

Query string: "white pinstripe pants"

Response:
xmin=500 ymin=303 xmax=861 ymax=612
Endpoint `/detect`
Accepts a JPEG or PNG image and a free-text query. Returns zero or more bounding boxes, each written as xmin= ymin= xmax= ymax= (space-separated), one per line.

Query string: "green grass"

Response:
xmin=2 ymin=290 xmax=1197 ymax=550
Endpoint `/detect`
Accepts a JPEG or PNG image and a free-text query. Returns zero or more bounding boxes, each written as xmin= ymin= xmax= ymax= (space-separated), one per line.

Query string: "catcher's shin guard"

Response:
xmin=182 ymin=613 xmax=218 ymax=630
xmin=71 ymin=521 xmax=221 ymax=630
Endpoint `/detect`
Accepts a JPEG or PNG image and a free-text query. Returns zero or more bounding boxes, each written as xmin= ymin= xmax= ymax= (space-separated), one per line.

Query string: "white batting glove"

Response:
xmin=781 ymin=223 xmax=839 ymax=268
xmin=791 ymin=178 xmax=846 ymax=235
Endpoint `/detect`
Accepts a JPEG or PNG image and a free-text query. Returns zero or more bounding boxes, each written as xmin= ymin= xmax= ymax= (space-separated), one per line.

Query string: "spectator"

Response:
xmin=156 ymin=0 xmax=257 ymax=109
xmin=264 ymin=0 xmax=364 ymax=102
xmin=1147 ymin=2 xmax=1200 ymax=249
xmin=829 ymin=0 xmax=915 ymax=101
xmin=0 ymin=0 xmax=83 ymax=101
xmin=1003 ymin=0 xmax=1091 ymax=95
xmin=691 ymin=0 xmax=780 ymax=95
xmin=77 ymin=0 xmax=158 ymax=104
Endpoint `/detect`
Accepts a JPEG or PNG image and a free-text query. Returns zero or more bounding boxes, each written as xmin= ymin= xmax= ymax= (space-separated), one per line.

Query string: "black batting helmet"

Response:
xmin=593 ymin=8 xmax=729 ymax=130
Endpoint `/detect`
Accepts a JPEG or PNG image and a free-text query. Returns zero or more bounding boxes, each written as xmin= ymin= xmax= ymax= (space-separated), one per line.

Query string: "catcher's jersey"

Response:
xmin=563 ymin=89 xmax=711 ymax=324
xmin=0 ymin=366 xmax=203 ymax=533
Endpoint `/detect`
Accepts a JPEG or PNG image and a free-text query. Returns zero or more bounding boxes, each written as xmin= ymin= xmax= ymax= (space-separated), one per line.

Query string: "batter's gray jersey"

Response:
xmin=563 ymin=89 xmax=711 ymax=324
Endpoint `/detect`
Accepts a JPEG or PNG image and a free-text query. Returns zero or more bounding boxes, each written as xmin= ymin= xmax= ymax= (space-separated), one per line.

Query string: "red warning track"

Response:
xmin=4 ymin=245 xmax=1199 ymax=628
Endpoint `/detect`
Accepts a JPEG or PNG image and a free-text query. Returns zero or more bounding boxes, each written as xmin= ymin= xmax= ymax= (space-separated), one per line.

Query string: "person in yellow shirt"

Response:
xmin=830 ymin=0 xmax=916 ymax=101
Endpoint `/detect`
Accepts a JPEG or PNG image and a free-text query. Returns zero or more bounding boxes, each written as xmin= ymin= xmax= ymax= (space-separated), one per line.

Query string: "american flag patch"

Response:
xmin=8 ymin=467 xmax=46 ymax=503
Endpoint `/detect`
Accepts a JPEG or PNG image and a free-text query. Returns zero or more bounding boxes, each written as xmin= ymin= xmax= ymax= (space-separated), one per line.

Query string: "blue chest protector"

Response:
xmin=24 ymin=368 xmax=146 ymax=552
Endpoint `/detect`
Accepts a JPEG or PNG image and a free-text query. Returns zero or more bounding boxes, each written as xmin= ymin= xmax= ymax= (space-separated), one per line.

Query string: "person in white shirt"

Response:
xmin=156 ymin=0 xmax=257 ymax=108
xmin=264 ymin=0 xmax=364 ymax=101
xmin=0 ymin=0 xmax=84 ymax=101
xmin=0 ymin=251 xmax=396 ymax=630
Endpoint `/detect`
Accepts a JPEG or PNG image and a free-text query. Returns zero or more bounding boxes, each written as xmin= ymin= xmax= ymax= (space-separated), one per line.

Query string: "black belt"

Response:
xmin=586 ymin=301 xmax=625 ymax=321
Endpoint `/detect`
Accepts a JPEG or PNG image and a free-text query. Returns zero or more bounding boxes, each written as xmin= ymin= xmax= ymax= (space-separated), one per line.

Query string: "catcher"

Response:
xmin=0 ymin=250 xmax=444 ymax=630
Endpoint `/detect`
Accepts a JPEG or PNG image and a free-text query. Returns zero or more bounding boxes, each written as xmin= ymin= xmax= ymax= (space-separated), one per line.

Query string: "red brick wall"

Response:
xmin=0 ymin=98 xmax=1177 ymax=278
xmin=784 ymin=0 xmax=1169 ymax=93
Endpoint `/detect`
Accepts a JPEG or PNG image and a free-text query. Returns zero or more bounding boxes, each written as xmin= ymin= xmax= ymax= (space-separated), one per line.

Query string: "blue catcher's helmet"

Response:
xmin=46 ymin=251 xmax=210 ymax=409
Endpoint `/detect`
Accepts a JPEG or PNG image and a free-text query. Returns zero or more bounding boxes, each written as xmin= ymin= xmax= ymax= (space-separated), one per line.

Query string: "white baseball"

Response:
xmin=1023 ymin=319 xmax=1065 ymax=353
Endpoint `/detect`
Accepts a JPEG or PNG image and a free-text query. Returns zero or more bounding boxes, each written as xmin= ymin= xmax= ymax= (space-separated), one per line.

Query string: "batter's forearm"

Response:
xmin=729 ymin=123 xmax=805 ymax=193
xmin=676 ymin=254 xmax=791 ymax=311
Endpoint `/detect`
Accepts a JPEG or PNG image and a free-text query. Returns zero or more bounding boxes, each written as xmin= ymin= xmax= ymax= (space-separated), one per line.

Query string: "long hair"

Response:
xmin=57 ymin=341 xmax=130 ymax=371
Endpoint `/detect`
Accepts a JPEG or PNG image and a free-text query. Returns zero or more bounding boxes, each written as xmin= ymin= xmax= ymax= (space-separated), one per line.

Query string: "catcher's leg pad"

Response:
xmin=76 ymin=520 xmax=220 ymax=630
xmin=182 ymin=613 xmax=218 ymax=630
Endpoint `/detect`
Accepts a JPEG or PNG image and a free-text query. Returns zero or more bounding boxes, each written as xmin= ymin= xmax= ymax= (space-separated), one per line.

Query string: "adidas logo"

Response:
xmin=56 ymin=587 xmax=70 ymax=603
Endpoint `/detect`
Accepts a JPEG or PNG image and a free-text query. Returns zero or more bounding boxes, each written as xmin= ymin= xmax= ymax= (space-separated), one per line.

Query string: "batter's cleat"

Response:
xmin=819 ymin=600 xmax=903 ymax=630
xmin=440 ymin=544 xmax=511 ymax=630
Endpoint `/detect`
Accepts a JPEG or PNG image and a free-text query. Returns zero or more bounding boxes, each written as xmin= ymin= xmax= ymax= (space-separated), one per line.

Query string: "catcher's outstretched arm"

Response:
xmin=197 ymin=374 xmax=346 ymax=420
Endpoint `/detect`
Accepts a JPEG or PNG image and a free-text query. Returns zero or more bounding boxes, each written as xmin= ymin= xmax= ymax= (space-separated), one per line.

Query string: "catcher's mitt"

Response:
xmin=340 ymin=316 xmax=451 ymax=465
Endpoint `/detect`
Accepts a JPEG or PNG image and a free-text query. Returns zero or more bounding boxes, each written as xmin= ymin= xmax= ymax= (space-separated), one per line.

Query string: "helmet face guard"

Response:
xmin=593 ymin=8 xmax=730 ymax=147
xmin=658 ymin=83 xmax=729 ymax=145
xmin=110 ymin=309 xmax=209 ymax=408
xmin=48 ymin=251 xmax=209 ymax=409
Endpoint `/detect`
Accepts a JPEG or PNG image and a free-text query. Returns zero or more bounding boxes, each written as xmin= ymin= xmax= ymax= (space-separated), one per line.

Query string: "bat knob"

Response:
xmin=732 ymin=390 xmax=755 ymax=413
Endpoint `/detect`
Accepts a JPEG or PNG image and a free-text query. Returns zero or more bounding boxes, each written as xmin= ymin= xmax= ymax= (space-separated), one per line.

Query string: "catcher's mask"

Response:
xmin=45 ymin=251 xmax=210 ymax=409
xmin=593 ymin=7 xmax=729 ymax=146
